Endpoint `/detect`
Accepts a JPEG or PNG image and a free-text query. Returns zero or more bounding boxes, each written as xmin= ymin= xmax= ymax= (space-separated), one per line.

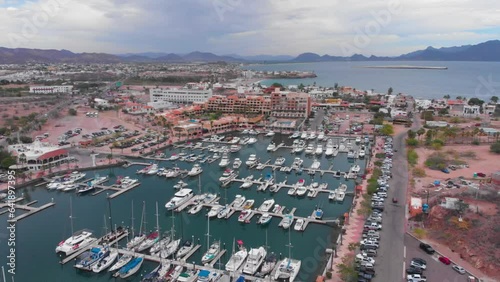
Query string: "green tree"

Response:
xmin=416 ymin=128 xmax=426 ymax=140
xmin=68 ymin=108 xmax=77 ymax=116
xmin=407 ymin=129 xmax=416 ymax=139
xmin=388 ymin=87 xmax=393 ymax=95
xmin=490 ymin=141 xmax=500 ymax=154
xmin=491 ymin=96 xmax=498 ymax=103
xmin=443 ymin=94 xmax=450 ymax=99
xmin=468 ymin=97 xmax=484 ymax=107
xmin=1 ymin=156 xmax=16 ymax=169
xmin=379 ymin=124 xmax=394 ymax=136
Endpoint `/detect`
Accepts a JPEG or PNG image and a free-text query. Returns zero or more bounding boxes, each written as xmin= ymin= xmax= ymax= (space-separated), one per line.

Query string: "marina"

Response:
xmin=1 ymin=131 xmax=369 ymax=282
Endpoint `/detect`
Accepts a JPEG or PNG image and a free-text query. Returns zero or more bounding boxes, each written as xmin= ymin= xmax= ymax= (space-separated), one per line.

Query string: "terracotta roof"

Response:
xmin=37 ymin=148 xmax=68 ymax=160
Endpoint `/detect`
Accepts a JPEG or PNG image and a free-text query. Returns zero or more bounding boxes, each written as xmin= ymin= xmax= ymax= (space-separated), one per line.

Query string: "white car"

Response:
xmin=452 ymin=265 xmax=466 ymax=274
xmin=410 ymin=260 xmax=426 ymax=270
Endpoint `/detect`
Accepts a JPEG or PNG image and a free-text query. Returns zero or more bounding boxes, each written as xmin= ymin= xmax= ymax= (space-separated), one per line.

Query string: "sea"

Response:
xmin=0 ymin=133 xmax=368 ymax=282
xmin=244 ymin=61 xmax=500 ymax=99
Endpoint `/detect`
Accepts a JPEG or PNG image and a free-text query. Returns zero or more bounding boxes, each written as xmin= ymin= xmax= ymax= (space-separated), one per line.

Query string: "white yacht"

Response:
xmin=315 ymin=144 xmax=323 ymax=155
xmin=351 ymin=165 xmax=360 ymax=173
xmin=347 ymin=150 xmax=355 ymax=159
xmin=219 ymin=154 xmax=230 ymax=168
xmin=173 ymin=180 xmax=188 ymax=189
xmin=219 ymin=169 xmax=237 ymax=182
xmin=225 ymin=244 xmax=248 ymax=272
xmin=265 ymin=131 xmax=275 ymax=137
xmin=230 ymin=195 xmax=246 ymax=208
xmin=258 ymin=199 xmax=275 ymax=212
xmin=242 ymin=247 xmax=267 ymax=275
xmin=240 ymin=137 xmax=249 ymax=144
xmin=355 ymin=136 xmax=361 ymax=143
xmin=240 ymin=178 xmax=253 ymax=189
xmin=238 ymin=210 xmax=253 ymax=222
xmin=245 ymin=154 xmax=257 ymax=166
xmin=274 ymin=156 xmax=286 ymax=166
xmin=229 ymin=137 xmax=241 ymax=144
xmin=300 ymin=131 xmax=308 ymax=139
xmin=247 ymin=137 xmax=257 ymax=144
xmin=165 ymin=189 xmax=194 ymax=210
xmin=296 ymin=186 xmax=307 ymax=197
xmin=308 ymin=132 xmax=317 ymax=140
xmin=165 ymin=167 xmax=182 ymax=178
xmin=335 ymin=191 xmax=346 ymax=202
xmin=159 ymin=239 xmax=180 ymax=259
xmin=187 ymin=164 xmax=203 ymax=176
xmin=201 ymin=241 xmax=221 ymax=264
xmin=217 ymin=205 xmax=231 ymax=219
xmin=146 ymin=164 xmax=159 ymax=175
xmin=233 ymin=158 xmax=242 ymax=169
xmin=310 ymin=160 xmax=321 ymax=170
xmin=294 ymin=218 xmax=305 ymax=231
xmin=291 ymin=158 xmax=303 ymax=169
xmin=359 ymin=148 xmax=366 ymax=158
xmin=304 ymin=144 xmax=315 ymax=154
xmin=290 ymin=132 xmax=300 ymax=139
xmin=207 ymin=205 xmax=223 ymax=218
xmin=317 ymin=132 xmax=325 ymax=141
xmin=266 ymin=142 xmax=276 ymax=151
xmin=56 ymin=230 xmax=96 ymax=256
xmin=230 ymin=144 xmax=242 ymax=152
xmin=325 ymin=142 xmax=334 ymax=156
xmin=273 ymin=258 xmax=301 ymax=282
xmin=281 ymin=215 xmax=294 ymax=229
xmin=176 ymin=240 xmax=195 ymax=259
xmin=67 ymin=171 xmax=86 ymax=182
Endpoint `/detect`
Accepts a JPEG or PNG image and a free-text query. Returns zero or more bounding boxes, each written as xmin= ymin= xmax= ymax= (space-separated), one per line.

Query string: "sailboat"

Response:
xmin=159 ymin=210 xmax=181 ymax=259
xmin=135 ymin=202 xmax=160 ymax=252
xmin=127 ymin=201 xmax=146 ymax=250
xmin=201 ymin=216 xmax=220 ymax=264
xmin=55 ymin=197 xmax=97 ymax=256
xmin=225 ymin=239 xmax=248 ymax=272
xmin=273 ymin=225 xmax=301 ymax=281
xmin=257 ymin=229 xmax=277 ymax=277
xmin=101 ymin=198 xmax=126 ymax=243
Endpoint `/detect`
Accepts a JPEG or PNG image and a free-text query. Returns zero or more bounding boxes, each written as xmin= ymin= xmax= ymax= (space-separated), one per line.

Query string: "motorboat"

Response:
xmin=115 ymin=256 xmax=144 ymax=279
xmin=210 ymin=135 xmax=224 ymax=142
xmin=229 ymin=137 xmax=241 ymax=144
xmin=355 ymin=136 xmax=361 ymax=143
xmin=296 ymin=186 xmax=307 ymax=197
xmin=176 ymin=240 xmax=194 ymax=259
xmin=325 ymin=144 xmax=334 ymax=157
xmin=315 ymin=144 xmax=323 ymax=155
xmin=281 ymin=215 xmax=294 ymax=229
xmin=243 ymin=199 xmax=255 ymax=209
xmin=257 ymin=213 xmax=272 ymax=225
xmin=274 ymin=156 xmax=286 ymax=166
xmin=188 ymin=164 xmax=203 ymax=176
xmin=287 ymin=186 xmax=297 ymax=196
xmin=240 ymin=137 xmax=249 ymax=145
xmin=294 ymin=219 xmax=305 ymax=231
xmin=165 ymin=189 xmax=194 ymax=210
xmin=317 ymin=132 xmax=325 ymax=140
xmin=165 ymin=167 xmax=182 ymax=178
xmin=219 ymin=168 xmax=237 ymax=182
xmin=336 ymin=191 xmax=346 ymax=202
xmin=273 ymin=258 xmax=301 ymax=282
xmin=347 ymin=150 xmax=355 ymax=159
xmin=230 ymin=145 xmax=242 ymax=152
xmin=291 ymin=158 xmax=303 ymax=169
xmin=300 ymin=131 xmax=308 ymax=139
xmin=304 ymin=144 xmax=315 ymax=154
xmin=225 ymin=242 xmax=248 ymax=272
xmin=243 ymin=247 xmax=267 ymax=275
xmin=118 ymin=176 xmax=139 ymax=187
xmin=242 ymin=129 xmax=249 ymax=134
xmin=74 ymin=247 xmax=108 ymax=270
xmin=76 ymin=182 xmax=95 ymax=194
xmin=265 ymin=131 xmax=275 ymax=137
xmin=290 ymin=132 xmax=300 ymax=139
xmin=247 ymin=137 xmax=257 ymax=144
xmin=67 ymin=171 xmax=86 ymax=182
xmin=310 ymin=160 xmax=321 ymax=170
xmin=238 ymin=210 xmax=253 ymax=222
xmin=188 ymin=203 xmax=204 ymax=215
xmin=146 ymin=164 xmax=159 ymax=175
xmin=359 ymin=149 xmax=366 ymax=158
xmin=207 ymin=205 xmax=223 ymax=218
xmin=217 ymin=205 xmax=231 ymax=219
xmin=230 ymin=195 xmax=246 ymax=208
xmin=328 ymin=191 xmax=337 ymax=201
xmin=258 ymin=199 xmax=275 ymax=212
xmin=159 ymin=239 xmax=180 ymax=259
xmin=245 ymin=154 xmax=257 ymax=166
xmin=266 ymin=142 xmax=276 ymax=151
xmin=338 ymin=183 xmax=348 ymax=192
xmin=109 ymin=253 xmax=133 ymax=272
xmin=314 ymin=207 xmax=324 ymax=220
xmin=351 ymin=165 xmax=360 ymax=173
xmin=219 ymin=154 xmax=230 ymax=168
xmin=258 ymin=252 xmax=277 ymax=276
xmin=203 ymin=193 xmax=218 ymax=204
xmin=61 ymin=183 xmax=79 ymax=192
xmin=92 ymin=250 xmax=118 ymax=273
xmin=201 ymin=241 xmax=221 ymax=264
xmin=240 ymin=177 xmax=253 ymax=189
xmin=173 ymin=180 xmax=188 ymax=189
xmin=272 ymin=204 xmax=284 ymax=214
xmin=168 ymin=154 xmax=180 ymax=161
xmin=56 ymin=230 xmax=96 ymax=256
xmin=233 ymin=158 xmax=242 ymax=169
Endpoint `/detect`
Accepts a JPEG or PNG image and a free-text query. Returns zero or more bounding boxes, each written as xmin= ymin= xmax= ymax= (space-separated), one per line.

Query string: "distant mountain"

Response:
xmin=0 ymin=47 xmax=120 ymax=64
xmin=291 ymin=40 xmax=500 ymax=62
xmin=226 ymin=54 xmax=294 ymax=61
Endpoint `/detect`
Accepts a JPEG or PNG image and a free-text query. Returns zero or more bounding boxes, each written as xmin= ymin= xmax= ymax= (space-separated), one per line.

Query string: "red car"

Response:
xmin=439 ymin=256 xmax=451 ymax=265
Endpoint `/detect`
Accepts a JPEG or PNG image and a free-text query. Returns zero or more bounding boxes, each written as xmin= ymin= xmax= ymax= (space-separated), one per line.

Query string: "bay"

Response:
xmin=245 ymin=61 xmax=500 ymax=99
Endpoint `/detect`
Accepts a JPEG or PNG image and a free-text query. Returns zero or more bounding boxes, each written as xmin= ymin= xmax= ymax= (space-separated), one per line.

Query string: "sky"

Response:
xmin=1 ymin=0 xmax=500 ymax=56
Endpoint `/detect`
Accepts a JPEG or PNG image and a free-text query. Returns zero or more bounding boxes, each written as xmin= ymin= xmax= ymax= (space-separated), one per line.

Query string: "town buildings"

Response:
xmin=270 ymin=89 xmax=311 ymax=118
xmin=149 ymin=84 xmax=213 ymax=104
xmin=29 ymin=85 xmax=74 ymax=94
xmin=8 ymin=140 xmax=69 ymax=171
xmin=206 ymin=95 xmax=271 ymax=114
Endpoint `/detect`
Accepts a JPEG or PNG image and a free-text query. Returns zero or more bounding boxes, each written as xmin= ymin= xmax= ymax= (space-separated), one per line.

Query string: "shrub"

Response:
xmin=459 ymin=151 xmax=476 ymax=158
xmin=413 ymin=228 xmax=427 ymax=239
xmin=450 ymin=117 xmax=463 ymax=123
xmin=374 ymin=160 xmax=382 ymax=167
xmin=472 ymin=140 xmax=480 ymax=145
xmin=406 ymin=138 xmax=418 ymax=146
xmin=413 ymin=167 xmax=426 ymax=177
xmin=379 ymin=124 xmax=394 ymax=136
xmin=375 ymin=153 xmax=385 ymax=159
xmin=325 ymin=272 xmax=332 ymax=279
xmin=431 ymin=142 xmax=443 ymax=150
xmin=407 ymin=149 xmax=419 ymax=166
xmin=425 ymin=152 xmax=447 ymax=170
xmin=491 ymin=141 xmax=500 ymax=154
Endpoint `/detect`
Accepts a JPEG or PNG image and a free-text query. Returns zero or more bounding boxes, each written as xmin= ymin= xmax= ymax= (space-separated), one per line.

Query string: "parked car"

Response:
xmin=439 ymin=256 xmax=451 ymax=265
xmin=441 ymin=168 xmax=450 ymax=174
xmin=410 ymin=260 xmax=426 ymax=270
xmin=452 ymin=265 xmax=466 ymax=274
xmin=406 ymin=267 xmax=423 ymax=275
xmin=476 ymin=172 xmax=486 ymax=177
xmin=419 ymin=243 xmax=435 ymax=254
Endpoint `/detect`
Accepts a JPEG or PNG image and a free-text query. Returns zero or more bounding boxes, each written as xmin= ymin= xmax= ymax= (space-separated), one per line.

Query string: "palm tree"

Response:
xmin=107 ymin=154 xmax=113 ymax=164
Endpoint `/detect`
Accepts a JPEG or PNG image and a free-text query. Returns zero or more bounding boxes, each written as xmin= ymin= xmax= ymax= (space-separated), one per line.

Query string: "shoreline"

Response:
xmin=358 ymin=65 xmax=448 ymax=70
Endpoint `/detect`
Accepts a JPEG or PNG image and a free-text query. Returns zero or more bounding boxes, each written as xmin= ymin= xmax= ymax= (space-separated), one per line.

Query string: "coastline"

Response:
xmin=357 ymin=65 xmax=448 ymax=70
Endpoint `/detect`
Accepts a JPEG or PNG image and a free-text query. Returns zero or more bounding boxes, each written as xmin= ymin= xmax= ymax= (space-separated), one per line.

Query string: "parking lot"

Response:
xmin=405 ymin=234 xmax=473 ymax=282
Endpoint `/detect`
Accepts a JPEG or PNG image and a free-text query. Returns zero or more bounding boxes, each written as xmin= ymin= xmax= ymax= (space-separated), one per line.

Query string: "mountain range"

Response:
xmin=0 ymin=40 xmax=499 ymax=64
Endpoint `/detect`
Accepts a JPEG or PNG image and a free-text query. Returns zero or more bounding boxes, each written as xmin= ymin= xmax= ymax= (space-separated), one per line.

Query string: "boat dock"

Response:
xmin=90 ymin=182 xmax=141 ymax=199
xmin=0 ymin=199 xmax=55 ymax=223
xmin=278 ymin=207 xmax=297 ymax=227
xmin=60 ymin=231 xmax=129 ymax=264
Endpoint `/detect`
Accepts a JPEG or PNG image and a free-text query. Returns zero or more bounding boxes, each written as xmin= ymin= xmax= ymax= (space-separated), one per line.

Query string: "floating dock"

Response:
xmin=0 ymin=199 xmax=55 ymax=223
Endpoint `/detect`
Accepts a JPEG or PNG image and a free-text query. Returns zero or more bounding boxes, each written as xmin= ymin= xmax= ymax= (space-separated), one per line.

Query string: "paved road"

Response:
xmin=373 ymin=103 xmax=420 ymax=282
xmin=405 ymin=233 xmax=470 ymax=282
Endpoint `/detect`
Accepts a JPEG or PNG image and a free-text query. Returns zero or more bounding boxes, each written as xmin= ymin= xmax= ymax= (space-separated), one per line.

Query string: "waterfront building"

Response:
xmin=8 ymin=140 xmax=69 ymax=171
xmin=29 ymin=85 xmax=74 ymax=94
xmin=150 ymin=85 xmax=213 ymax=104
xmin=206 ymin=95 xmax=271 ymax=114
xmin=122 ymin=102 xmax=155 ymax=115
xmin=270 ymin=89 xmax=311 ymax=118
xmin=201 ymin=116 xmax=261 ymax=133
xmin=172 ymin=121 xmax=203 ymax=139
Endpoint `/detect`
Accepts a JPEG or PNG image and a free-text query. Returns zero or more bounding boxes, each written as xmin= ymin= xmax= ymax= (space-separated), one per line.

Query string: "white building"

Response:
xmin=150 ymin=88 xmax=213 ymax=104
xmin=29 ymin=85 xmax=74 ymax=94
xmin=463 ymin=105 xmax=480 ymax=116
xmin=8 ymin=140 xmax=69 ymax=171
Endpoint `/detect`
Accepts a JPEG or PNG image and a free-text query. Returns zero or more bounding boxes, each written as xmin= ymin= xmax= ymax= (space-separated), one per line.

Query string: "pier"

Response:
xmin=60 ymin=231 xmax=129 ymax=264
xmin=88 ymin=182 xmax=141 ymax=199
xmin=0 ymin=199 xmax=56 ymax=223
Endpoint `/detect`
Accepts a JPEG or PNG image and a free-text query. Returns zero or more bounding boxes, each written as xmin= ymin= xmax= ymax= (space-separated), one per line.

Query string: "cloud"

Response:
xmin=0 ymin=0 xmax=498 ymax=55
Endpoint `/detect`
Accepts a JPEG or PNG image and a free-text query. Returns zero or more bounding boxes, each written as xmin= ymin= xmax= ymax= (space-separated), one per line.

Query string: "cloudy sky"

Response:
xmin=1 ymin=0 xmax=499 ymax=56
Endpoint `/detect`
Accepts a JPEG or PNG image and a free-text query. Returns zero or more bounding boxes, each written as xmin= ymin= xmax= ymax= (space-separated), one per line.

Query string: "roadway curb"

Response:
xmin=405 ymin=232 xmax=483 ymax=281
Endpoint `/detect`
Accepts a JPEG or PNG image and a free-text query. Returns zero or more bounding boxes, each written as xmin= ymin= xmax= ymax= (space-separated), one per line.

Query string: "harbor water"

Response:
xmin=0 ymin=133 xmax=368 ymax=282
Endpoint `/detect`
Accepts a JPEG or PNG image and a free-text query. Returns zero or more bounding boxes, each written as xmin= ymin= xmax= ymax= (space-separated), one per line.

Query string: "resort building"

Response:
xmin=205 ymin=95 xmax=271 ymax=114
xmin=270 ymin=89 xmax=312 ymax=118
xmin=150 ymin=86 xmax=213 ymax=104
xmin=8 ymin=140 xmax=69 ymax=171
xmin=29 ymin=85 xmax=74 ymax=94
xmin=172 ymin=121 xmax=203 ymax=139
xmin=122 ymin=102 xmax=155 ymax=115
xmin=201 ymin=116 xmax=262 ymax=134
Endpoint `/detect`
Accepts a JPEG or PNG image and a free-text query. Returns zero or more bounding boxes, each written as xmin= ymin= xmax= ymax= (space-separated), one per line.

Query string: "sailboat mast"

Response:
xmin=142 ymin=201 xmax=147 ymax=234
xmin=155 ymin=202 xmax=160 ymax=234
xmin=170 ymin=209 xmax=175 ymax=240
xmin=198 ymin=174 xmax=201 ymax=194
xmin=130 ymin=200 xmax=135 ymax=238
xmin=107 ymin=197 xmax=114 ymax=232
xmin=69 ymin=197 xmax=74 ymax=238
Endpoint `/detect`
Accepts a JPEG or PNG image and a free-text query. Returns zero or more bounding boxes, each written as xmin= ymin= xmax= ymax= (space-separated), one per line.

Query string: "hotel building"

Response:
xmin=29 ymin=85 xmax=74 ymax=94
xmin=8 ymin=140 xmax=69 ymax=171
xmin=150 ymin=88 xmax=213 ymax=104
xmin=206 ymin=95 xmax=271 ymax=114
xmin=270 ymin=89 xmax=311 ymax=118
